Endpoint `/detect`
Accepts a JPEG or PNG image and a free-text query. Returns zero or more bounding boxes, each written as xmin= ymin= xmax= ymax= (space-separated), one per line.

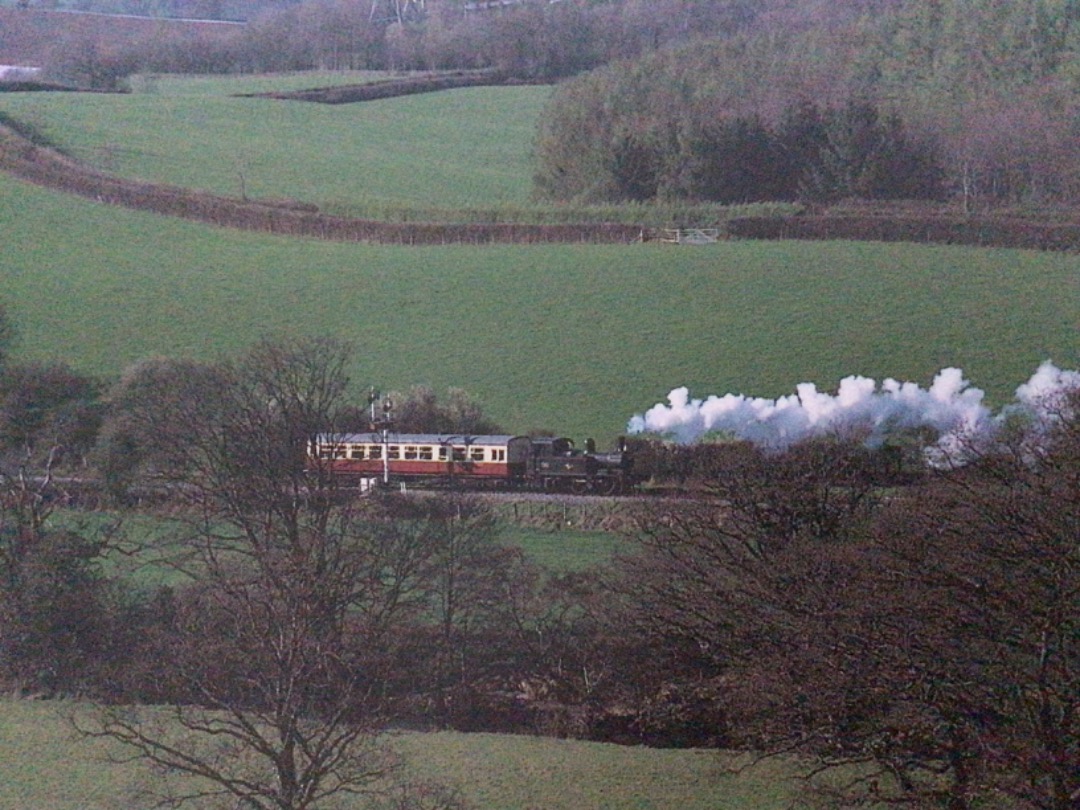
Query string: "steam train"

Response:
xmin=310 ymin=432 xmax=636 ymax=494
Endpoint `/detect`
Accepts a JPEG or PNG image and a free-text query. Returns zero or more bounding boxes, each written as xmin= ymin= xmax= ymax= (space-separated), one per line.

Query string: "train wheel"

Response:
xmin=593 ymin=477 xmax=619 ymax=496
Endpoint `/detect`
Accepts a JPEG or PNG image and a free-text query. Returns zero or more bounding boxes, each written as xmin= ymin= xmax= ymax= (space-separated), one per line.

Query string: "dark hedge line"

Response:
xmin=728 ymin=215 xmax=1080 ymax=252
xmin=0 ymin=123 xmax=642 ymax=244
xmin=0 ymin=110 xmax=68 ymax=151
xmin=241 ymin=70 xmax=521 ymax=104
xmin=0 ymin=80 xmax=86 ymax=93
xmin=5 ymin=119 xmax=1077 ymax=249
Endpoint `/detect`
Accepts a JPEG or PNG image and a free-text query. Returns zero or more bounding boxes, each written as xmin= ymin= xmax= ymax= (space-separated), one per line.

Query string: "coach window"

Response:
xmin=404 ymin=446 xmax=418 ymax=460
xmin=438 ymin=447 xmax=449 ymax=461
xmin=470 ymin=447 xmax=485 ymax=462
xmin=419 ymin=446 xmax=433 ymax=460
xmin=452 ymin=447 xmax=467 ymax=461
xmin=349 ymin=447 xmax=364 ymax=460
xmin=369 ymin=445 xmax=382 ymax=459
xmin=388 ymin=446 xmax=400 ymax=460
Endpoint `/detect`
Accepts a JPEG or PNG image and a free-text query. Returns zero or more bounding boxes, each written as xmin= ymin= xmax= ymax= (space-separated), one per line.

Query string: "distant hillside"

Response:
xmin=0 ymin=7 xmax=242 ymax=66
xmin=0 ymin=1 xmax=293 ymax=21
xmin=534 ymin=0 xmax=1080 ymax=208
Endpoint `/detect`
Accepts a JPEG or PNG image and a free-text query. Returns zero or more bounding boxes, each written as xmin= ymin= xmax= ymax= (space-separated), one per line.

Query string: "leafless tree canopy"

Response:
xmin=79 ymin=336 xmax=468 ymax=810
xmin=611 ymin=391 xmax=1080 ymax=808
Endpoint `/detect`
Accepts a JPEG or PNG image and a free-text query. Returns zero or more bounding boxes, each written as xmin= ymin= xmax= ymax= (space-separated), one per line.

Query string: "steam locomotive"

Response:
xmin=310 ymin=432 xmax=636 ymax=494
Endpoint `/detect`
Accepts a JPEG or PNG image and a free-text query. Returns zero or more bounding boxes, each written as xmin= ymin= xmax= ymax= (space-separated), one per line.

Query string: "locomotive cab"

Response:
xmin=529 ymin=436 xmax=629 ymax=494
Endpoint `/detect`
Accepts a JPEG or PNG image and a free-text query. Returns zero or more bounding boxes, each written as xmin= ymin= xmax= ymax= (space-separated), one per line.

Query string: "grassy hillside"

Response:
xmin=3 ymin=172 xmax=1077 ymax=441
xmin=0 ymin=81 xmax=549 ymax=211
xmin=0 ymin=700 xmax=797 ymax=810
xmin=1 ymin=77 xmax=1076 ymax=439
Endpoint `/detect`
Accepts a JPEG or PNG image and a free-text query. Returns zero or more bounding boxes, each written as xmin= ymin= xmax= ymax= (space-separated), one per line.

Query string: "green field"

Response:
xmin=1 ymin=75 xmax=1077 ymax=440
xmin=504 ymin=526 xmax=624 ymax=571
xmin=130 ymin=71 xmax=417 ymax=96
xmin=0 ymin=79 xmax=549 ymax=210
xmin=0 ymin=73 xmax=796 ymax=224
xmin=2 ymin=171 xmax=1076 ymax=440
xmin=82 ymin=512 xmax=623 ymax=589
xmin=0 ymin=700 xmax=797 ymax=810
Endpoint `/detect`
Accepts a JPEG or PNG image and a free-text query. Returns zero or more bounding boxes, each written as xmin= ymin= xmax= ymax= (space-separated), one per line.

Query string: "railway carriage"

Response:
xmin=310 ymin=432 xmax=636 ymax=493
xmin=311 ymin=433 xmax=532 ymax=485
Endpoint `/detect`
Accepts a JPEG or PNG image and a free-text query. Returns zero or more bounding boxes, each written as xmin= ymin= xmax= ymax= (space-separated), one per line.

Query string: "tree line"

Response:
xmin=35 ymin=0 xmax=848 ymax=87
xmin=537 ymin=95 xmax=946 ymax=204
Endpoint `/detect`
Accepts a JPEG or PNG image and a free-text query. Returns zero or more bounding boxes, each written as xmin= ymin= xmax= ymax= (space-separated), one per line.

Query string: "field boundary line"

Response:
xmin=3 ymin=119 xmax=1078 ymax=251
xmin=0 ymin=121 xmax=643 ymax=245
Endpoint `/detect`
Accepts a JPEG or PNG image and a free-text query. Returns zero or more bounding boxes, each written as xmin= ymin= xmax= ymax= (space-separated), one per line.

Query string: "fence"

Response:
xmin=645 ymin=228 xmax=721 ymax=245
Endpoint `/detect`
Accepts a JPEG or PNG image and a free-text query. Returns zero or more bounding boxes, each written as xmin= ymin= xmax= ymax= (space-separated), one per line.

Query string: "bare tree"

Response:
xmin=609 ymin=437 xmax=887 ymax=748
xmin=0 ymin=360 xmax=119 ymax=695
xmin=83 ymin=336 xmax=463 ymax=810
xmin=612 ymin=402 xmax=1080 ymax=807
xmin=402 ymin=494 xmax=511 ymax=728
xmin=386 ymin=385 xmax=501 ymax=435
xmin=865 ymin=385 xmax=1080 ymax=809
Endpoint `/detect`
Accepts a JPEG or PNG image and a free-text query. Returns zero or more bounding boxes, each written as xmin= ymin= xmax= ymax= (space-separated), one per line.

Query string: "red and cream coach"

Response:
xmin=309 ymin=433 xmax=636 ymax=493
xmin=311 ymin=433 xmax=531 ymax=485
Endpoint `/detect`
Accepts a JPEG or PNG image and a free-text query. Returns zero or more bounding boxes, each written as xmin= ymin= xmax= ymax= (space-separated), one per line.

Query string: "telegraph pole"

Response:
xmin=366 ymin=387 xmax=393 ymax=486
xmin=368 ymin=386 xmax=379 ymax=429
xmin=380 ymin=395 xmax=393 ymax=487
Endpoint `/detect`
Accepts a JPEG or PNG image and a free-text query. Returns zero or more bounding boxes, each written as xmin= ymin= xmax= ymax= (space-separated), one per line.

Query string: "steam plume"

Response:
xmin=627 ymin=362 xmax=1080 ymax=451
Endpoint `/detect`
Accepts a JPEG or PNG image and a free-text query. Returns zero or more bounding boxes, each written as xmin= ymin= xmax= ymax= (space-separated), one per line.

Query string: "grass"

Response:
xmin=0 ymin=80 xmax=550 ymax=209
xmin=1 ymin=74 xmax=1076 ymax=439
xmin=2 ymin=172 xmax=1077 ymax=441
xmin=500 ymin=525 xmax=625 ymax=571
xmin=0 ymin=73 xmax=799 ymax=225
xmin=52 ymin=506 xmax=623 ymax=595
xmin=0 ymin=699 xmax=797 ymax=810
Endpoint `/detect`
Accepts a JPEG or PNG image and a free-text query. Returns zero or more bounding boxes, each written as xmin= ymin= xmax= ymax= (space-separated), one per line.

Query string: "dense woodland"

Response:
xmin=5 ymin=0 xmax=1080 ymax=208
xmin=532 ymin=1 xmax=1080 ymax=207
xmin=1 ymin=304 xmax=1078 ymax=809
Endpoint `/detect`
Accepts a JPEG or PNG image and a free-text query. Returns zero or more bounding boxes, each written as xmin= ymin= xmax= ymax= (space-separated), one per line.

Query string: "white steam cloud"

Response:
xmin=627 ymin=362 xmax=1080 ymax=453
